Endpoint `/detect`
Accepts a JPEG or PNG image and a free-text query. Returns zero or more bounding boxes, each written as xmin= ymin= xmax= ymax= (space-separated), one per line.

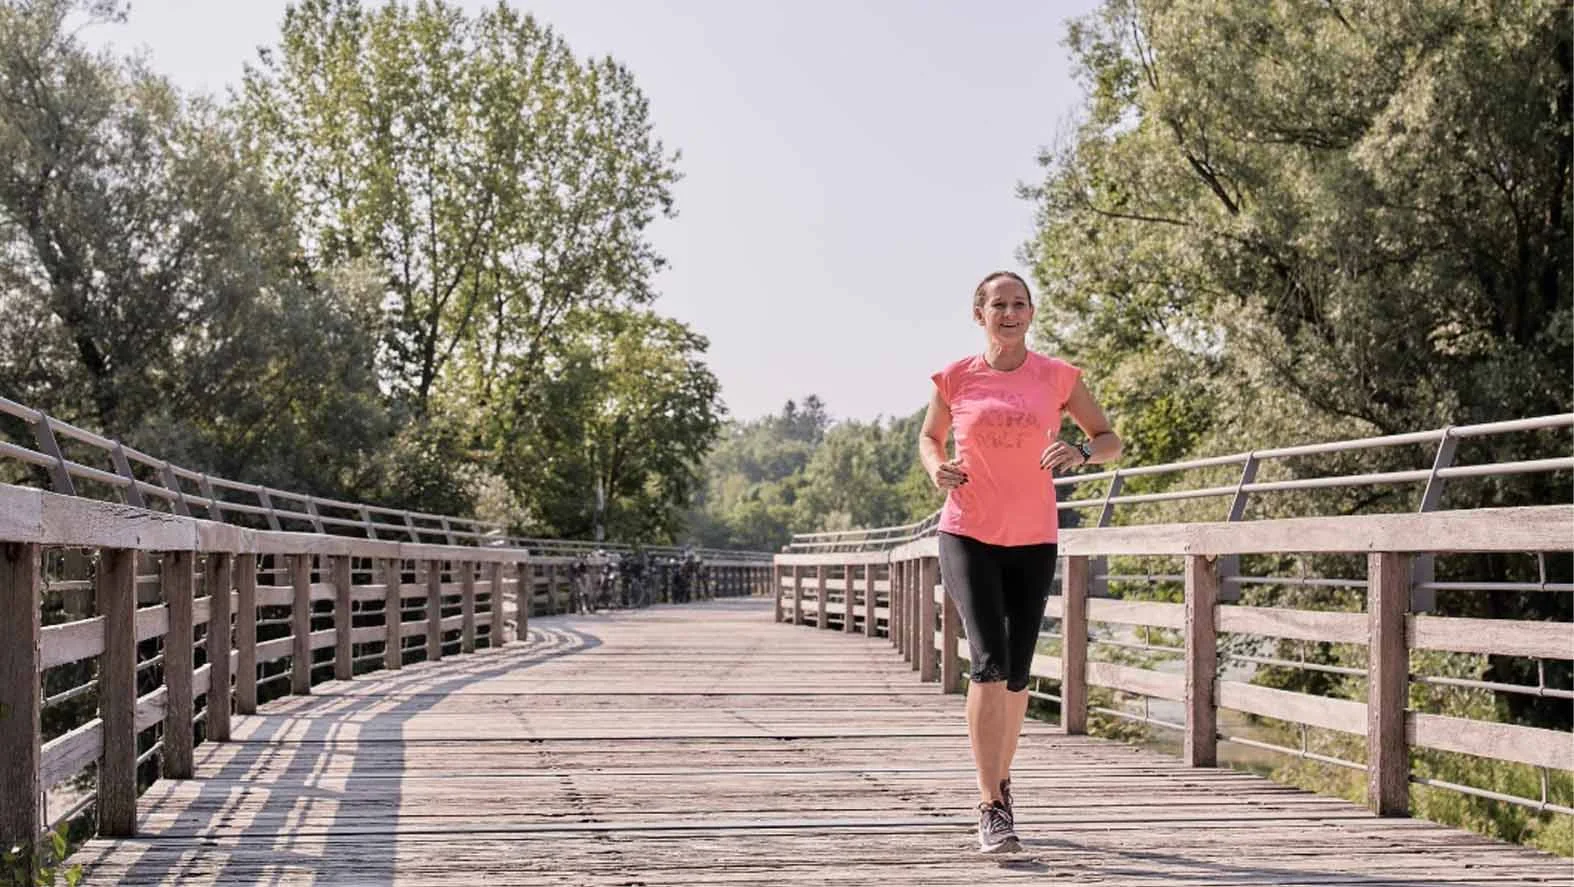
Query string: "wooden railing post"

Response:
xmin=890 ymin=561 xmax=903 ymax=650
xmin=909 ymin=559 xmax=920 ymax=662
xmin=163 ymin=550 xmax=196 ymax=778
xmin=940 ymin=577 xmax=961 ymax=693
xmin=904 ymin=560 xmax=915 ymax=655
xmin=425 ymin=559 xmax=443 ymax=661
xmin=487 ymin=562 xmax=504 ymax=646
xmin=772 ymin=563 xmax=783 ymax=622
xmin=332 ymin=555 xmax=352 ymax=682
xmin=205 ymin=553 xmax=234 ymax=741
xmin=98 ymin=547 xmax=137 ymax=836
xmin=816 ymin=564 xmax=829 ymax=629
xmin=290 ymin=553 xmax=312 ymax=696
xmin=844 ymin=564 xmax=856 ymax=634
xmin=791 ymin=565 xmax=805 ymax=626
xmin=1368 ymin=551 xmax=1412 ymax=816
xmin=919 ymin=556 xmax=938 ymax=682
xmin=910 ymin=559 xmax=923 ymax=671
xmin=235 ymin=554 xmax=258 ymax=713
xmin=1184 ymin=554 xmax=1219 ymax=767
xmin=1061 ymin=555 xmax=1089 ymax=735
xmin=525 ymin=559 xmax=538 ymax=638
xmin=864 ymin=563 xmax=877 ymax=638
xmin=0 ymin=542 xmax=42 ymax=859
xmin=383 ymin=560 xmax=403 ymax=671
xmin=460 ymin=561 xmax=477 ymax=654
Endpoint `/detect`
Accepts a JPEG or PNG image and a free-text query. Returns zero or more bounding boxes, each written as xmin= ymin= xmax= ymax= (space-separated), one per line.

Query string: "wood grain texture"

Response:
xmin=918 ymin=558 xmax=937 ymax=683
xmin=1408 ymin=615 xmax=1574 ymax=660
xmin=65 ymin=596 xmax=1572 ymax=886
xmin=98 ymin=547 xmax=139 ymax=835
xmin=1217 ymin=606 xmax=1366 ymax=645
xmin=383 ymin=559 xmax=402 ymax=671
xmin=332 ymin=556 xmax=353 ymax=682
xmin=1367 ymin=552 xmax=1411 ymax=816
xmin=425 ymin=560 xmax=442 ymax=661
xmin=1184 ymin=555 xmax=1218 ymax=767
xmin=41 ymin=615 xmax=105 ymax=670
xmin=1062 ymin=556 xmax=1089 ymax=735
xmin=1408 ymin=713 xmax=1574 ymax=771
xmin=0 ymin=542 xmax=41 ymax=855
xmin=160 ymin=551 xmax=195 ymax=779
xmin=234 ymin=554 xmax=258 ymax=715
xmin=290 ymin=555 xmax=313 ymax=695
xmin=205 ymin=553 xmax=233 ymax=741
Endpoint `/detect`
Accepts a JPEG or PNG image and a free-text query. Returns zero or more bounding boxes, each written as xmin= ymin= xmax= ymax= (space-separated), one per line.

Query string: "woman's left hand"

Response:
xmin=1040 ymin=439 xmax=1086 ymax=472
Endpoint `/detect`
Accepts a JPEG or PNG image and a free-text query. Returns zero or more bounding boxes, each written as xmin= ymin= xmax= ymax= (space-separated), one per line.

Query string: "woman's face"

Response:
xmin=974 ymin=278 xmax=1034 ymax=346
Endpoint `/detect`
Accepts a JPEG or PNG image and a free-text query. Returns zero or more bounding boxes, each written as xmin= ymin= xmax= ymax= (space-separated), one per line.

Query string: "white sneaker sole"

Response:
xmin=978 ymin=834 xmax=1022 ymax=854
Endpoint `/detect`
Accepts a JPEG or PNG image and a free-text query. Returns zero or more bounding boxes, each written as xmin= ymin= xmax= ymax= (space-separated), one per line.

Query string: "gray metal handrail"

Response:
xmin=787 ymin=414 xmax=1574 ymax=553
xmin=0 ymin=394 xmax=773 ymax=561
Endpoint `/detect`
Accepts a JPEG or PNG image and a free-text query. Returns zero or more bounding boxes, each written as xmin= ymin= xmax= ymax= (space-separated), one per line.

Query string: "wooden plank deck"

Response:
xmin=70 ymin=597 xmax=1571 ymax=886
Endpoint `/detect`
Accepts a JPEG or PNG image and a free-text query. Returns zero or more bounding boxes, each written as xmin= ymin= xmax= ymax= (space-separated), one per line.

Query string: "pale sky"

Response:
xmin=88 ymin=0 xmax=1100 ymax=423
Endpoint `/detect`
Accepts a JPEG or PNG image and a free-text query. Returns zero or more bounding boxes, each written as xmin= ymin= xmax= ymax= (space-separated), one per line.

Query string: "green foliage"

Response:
xmin=686 ymin=396 xmax=828 ymax=550
xmin=0 ymin=0 xmax=713 ymax=543
xmin=688 ymin=397 xmax=941 ymax=550
xmin=0 ymin=0 xmax=391 ymax=503
xmin=3 ymin=829 xmax=82 ymax=887
xmin=1029 ymin=0 xmax=1570 ymax=458
xmin=1029 ymin=1 xmax=1571 ymax=850
xmin=240 ymin=0 xmax=679 ymax=415
xmin=492 ymin=309 xmax=722 ymax=542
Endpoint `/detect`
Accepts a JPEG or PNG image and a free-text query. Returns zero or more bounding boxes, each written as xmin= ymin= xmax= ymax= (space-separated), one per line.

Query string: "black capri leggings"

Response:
xmin=938 ymin=531 xmax=1058 ymax=692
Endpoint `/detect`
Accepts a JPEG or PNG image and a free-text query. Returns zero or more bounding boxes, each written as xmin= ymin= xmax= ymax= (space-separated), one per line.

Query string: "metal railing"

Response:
xmin=787 ymin=414 xmax=1574 ymax=553
xmin=0 ymin=394 xmax=771 ymax=562
xmin=772 ymin=506 xmax=1574 ymax=821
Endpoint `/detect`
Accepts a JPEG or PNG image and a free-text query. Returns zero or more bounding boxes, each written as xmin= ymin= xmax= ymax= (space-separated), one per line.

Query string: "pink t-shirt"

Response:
xmin=931 ymin=352 xmax=1082 ymax=547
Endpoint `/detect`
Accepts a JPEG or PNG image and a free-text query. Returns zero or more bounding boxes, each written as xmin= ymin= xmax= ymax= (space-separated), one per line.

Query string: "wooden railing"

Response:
xmin=0 ymin=394 xmax=770 ymax=563
xmin=0 ymin=482 xmax=774 ymax=861
xmin=786 ymin=414 xmax=1574 ymax=555
xmin=772 ymin=505 xmax=1574 ymax=818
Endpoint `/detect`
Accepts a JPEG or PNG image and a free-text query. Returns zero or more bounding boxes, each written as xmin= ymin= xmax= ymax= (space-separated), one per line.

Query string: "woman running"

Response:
xmin=919 ymin=270 xmax=1121 ymax=853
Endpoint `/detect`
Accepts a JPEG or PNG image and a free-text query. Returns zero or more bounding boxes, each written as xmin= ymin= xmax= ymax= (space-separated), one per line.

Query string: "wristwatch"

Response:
xmin=1076 ymin=440 xmax=1094 ymax=465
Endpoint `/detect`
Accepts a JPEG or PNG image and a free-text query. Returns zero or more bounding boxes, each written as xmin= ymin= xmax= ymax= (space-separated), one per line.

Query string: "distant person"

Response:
xmin=570 ymin=557 xmax=592 ymax=614
xmin=918 ymin=270 xmax=1121 ymax=854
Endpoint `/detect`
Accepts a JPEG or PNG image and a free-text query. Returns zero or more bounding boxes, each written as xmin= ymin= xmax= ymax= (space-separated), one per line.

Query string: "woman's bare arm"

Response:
xmin=920 ymin=385 xmax=966 ymax=489
xmin=1041 ymin=378 xmax=1122 ymax=470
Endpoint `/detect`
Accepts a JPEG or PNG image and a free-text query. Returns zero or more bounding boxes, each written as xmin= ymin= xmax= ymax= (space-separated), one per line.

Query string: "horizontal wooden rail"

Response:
xmin=774 ymin=504 xmax=1574 ymax=820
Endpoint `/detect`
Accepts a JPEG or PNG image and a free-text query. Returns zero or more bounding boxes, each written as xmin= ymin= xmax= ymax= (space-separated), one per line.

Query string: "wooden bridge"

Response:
xmin=2 ymin=409 xmax=1572 ymax=885
xmin=1 ymin=481 xmax=1571 ymax=884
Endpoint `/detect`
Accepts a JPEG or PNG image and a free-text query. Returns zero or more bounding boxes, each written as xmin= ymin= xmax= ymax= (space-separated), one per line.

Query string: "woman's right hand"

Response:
xmin=931 ymin=459 xmax=968 ymax=490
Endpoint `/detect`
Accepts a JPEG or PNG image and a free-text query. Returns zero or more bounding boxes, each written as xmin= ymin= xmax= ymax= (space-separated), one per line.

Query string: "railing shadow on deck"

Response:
xmin=0 ymin=478 xmax=776 ymax=875
xmin=96 ymin=622 xmax=602 ymax=887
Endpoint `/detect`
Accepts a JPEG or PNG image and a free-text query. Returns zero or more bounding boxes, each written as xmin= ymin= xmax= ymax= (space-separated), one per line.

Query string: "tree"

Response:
xmin=687 ymin=399 xmax=939 ymax=551
xmin=1026 ymin=0 xmax=1570 ymax=475
xmin=494 ymin=310 xmax=722 ymax=542
xmin=795 ymin=410 xmax=939 ymax=531
xmin=685 ymin=397 xmax=827 ymax=550
xmin=239 ymin=0 xmax=679 ymax=415
xmin=0 ymin=0 xmax=389 ymax=500
xmin=1025 ymin=0 xmax=1572 ymax=850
